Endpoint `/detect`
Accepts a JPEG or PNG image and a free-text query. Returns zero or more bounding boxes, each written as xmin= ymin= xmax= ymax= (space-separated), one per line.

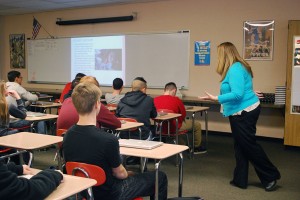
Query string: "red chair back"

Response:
xmin=56 ymin=129 xmax=67 ymax=149
xmin=66 ymin=162 xmax=106 ymax=186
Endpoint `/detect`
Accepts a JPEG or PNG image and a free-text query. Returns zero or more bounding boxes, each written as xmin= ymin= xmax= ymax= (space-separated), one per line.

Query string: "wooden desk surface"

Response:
xmin=25 ymin=113 xmax=58 ymax=121
xmin=30 ymin=102 xmax=62 ymax=108
xmin=116 ymin=122 xmax=144 ymax=131
xmin=185 ymin=106 xmax=210 ymax=112
xmin=120 ymin=143 xmax=188 ymax=159
xmin=106 ymin=106 xmax=117 ymax=111
xmin=0 ymin=132 xmax=63 ymax=150
xmin=29 ymin=169 xmax=97 ymax=200
xmin=155 ymin=113 xmax=181 ymax=121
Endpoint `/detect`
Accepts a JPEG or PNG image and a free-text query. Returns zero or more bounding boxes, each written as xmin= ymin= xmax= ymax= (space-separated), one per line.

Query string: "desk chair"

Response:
xmin=66 ymin=162 xmax=143 ymax=200
xmin=0 ymin=147 xmax=13 ymax=163
xmin=0 ymin=147 xmax=33 ymax=166
xmin=54 ymin=129 xmax=67 ymax=170
xmin=117 ymin=118 xmax=146 ymax=172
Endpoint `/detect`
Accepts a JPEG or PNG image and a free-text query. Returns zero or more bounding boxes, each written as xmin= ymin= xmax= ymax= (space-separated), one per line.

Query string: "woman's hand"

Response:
xmin=255 ymin=90 xmax=264 ymax=99
xmin=198 ymin=92 xmax=218 ymax=101
xmin=7 ymin=90 xmax=21 ymax=100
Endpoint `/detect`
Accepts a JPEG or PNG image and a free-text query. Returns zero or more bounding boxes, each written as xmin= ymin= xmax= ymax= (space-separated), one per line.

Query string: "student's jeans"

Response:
xmin=10 ymin=120 xmax=46 ymax=134
xmin=111 ymin=171 xmax=168 ymax=200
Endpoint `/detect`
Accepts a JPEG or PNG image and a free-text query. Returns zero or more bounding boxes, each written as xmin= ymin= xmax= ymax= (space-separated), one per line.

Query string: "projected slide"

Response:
xmin=27 ymin=32 xmax=189 ymax=88
xmin=71 ymin=36 xmax=124 ymax=85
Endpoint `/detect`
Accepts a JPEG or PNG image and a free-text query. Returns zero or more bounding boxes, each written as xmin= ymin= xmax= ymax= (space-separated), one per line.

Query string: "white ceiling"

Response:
xmin=0 ymin=0 xmax=165 ymax=16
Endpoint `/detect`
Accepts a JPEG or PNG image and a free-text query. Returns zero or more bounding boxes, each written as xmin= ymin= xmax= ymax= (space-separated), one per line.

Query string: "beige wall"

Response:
xmin=1 ymin=0 xmax=299 ymax=138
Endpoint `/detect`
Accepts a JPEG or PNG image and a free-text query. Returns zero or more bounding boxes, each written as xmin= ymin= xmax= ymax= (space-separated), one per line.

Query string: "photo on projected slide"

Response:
xmin=95 ymin=49 xmax=122 ymax=71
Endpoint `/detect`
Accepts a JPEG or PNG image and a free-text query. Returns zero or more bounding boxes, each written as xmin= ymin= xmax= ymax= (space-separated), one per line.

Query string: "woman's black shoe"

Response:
xmin=265 ymin=180 xmax=277 ymax=191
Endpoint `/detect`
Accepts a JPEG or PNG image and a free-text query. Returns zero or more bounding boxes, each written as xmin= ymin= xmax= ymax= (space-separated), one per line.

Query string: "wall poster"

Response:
xmin=291 ymin=36 xmax=300 ymax=114
xmin=9 ymin=34 xmax=25 ymax=69
xmin=194 ymin=41 xmax=210 ymax=65
xmin=243 ymin=20 xmax=274 ymax=60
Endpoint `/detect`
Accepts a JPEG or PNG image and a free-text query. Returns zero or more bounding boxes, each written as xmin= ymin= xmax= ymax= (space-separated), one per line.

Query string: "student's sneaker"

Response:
xmin=194 ymin=146 xmax=207 ymax=154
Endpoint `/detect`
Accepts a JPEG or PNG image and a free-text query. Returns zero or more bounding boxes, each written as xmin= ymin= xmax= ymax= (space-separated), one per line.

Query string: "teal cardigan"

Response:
xmin=218 ymin=62 xmax=259 ymax=117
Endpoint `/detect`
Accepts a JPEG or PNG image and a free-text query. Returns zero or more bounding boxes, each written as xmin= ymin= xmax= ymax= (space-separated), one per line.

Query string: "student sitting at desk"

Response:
xmin=59 ymin=73 xmax=86 ymax=103
xmin=1 ymin=81 xmax=45 ymax=136
xmin=6 ymin=70 xmax=38 ymax=107
xmin=116 ymin=77 xmax=157 ymax=140
xmin=57 ymin=76 xmax=121 ymax=130
xmin=63 ymin=77 xmax=81 ymax=101
xmin=154 ymin=82 xmax=206 ymax=154
xmin=105 ymin=78 xmax=125 ymax=104
xmin=63 ymin=82 xmax=167 ymax=200
xmin=0 ymin=162 xmax=63 ymax=200
xmin=0 ymin=81 xmax=26 ymax=136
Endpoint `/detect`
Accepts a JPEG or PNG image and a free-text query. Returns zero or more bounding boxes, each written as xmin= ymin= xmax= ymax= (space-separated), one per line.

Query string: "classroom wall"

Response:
xmin=0 ymin=0 xmax=299 ymax=138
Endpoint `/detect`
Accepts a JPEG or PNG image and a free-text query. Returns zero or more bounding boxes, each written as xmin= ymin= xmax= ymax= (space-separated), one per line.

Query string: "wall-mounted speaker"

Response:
xmin=56 ymin=15 xmax=134 ymax=25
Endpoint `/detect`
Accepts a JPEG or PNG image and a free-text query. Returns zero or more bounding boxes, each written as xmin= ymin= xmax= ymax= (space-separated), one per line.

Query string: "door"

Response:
xmin=284 ymin=20 xmax=300 ymax=146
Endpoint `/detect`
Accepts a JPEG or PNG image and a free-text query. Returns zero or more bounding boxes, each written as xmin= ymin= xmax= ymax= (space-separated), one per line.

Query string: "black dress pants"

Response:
xmin=229 ymin=105 xmax=280 ymax=188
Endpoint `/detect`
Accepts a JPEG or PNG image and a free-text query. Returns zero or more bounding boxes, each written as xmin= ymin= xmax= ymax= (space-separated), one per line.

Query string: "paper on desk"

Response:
xmin=18 ymin=174 xmax=33 ymax=179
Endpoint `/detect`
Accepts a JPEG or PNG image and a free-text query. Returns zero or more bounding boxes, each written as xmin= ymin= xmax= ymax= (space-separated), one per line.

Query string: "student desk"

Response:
xmin=116 ymin=121 xmax=144 ymax=131
xmin=106 ymin=105 xmax=117 ymax=112
xmin=29 ymin=168 xmax=97 ymax=200
xmin=185 ymin=106 xmax=209 ymax=157
xmin=154 ymin=113 xmax=182 ymax=144
xmin=30 ymin=101 xmax=62 ymax=114
xmin=0 ymin=132 xmax=63 ymax=166
xmin=22 ymin=113 xmax=59 ymax=135
xmin=120 ymin=143 xmax=188 ymax=200
xmin=116 ymin=121 xmax=144 ymax=139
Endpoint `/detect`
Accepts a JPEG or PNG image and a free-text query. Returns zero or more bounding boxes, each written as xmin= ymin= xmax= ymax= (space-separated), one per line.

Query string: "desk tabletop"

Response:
xmin=155 ymin=113 xmax=181 ymax=121
xmin=25 ymin=113 xmax=58 ymax=121
xmin=0 ymin=132 xmax=63 ymax=150
xmin=30 ymin=102 xmax=62 ymax=108
xmin=120 ymin=143 xmax=188 ymax=159
xmin=29 ymin=169 xmax=96 ymax=200
xmin=185 ymin=106 xmax=210 ymax=112
xmin=106 ymin=106 xmax=117 ymax=111
xmin=116 ymin=121 xmax=144 ymax=131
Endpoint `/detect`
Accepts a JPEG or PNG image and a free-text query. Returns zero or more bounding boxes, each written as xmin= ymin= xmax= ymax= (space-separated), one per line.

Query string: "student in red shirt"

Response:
xmin=154 ymin=82 xmax=206 ymax=154
xmin=57 ymin=76 xmax=121 ymax=130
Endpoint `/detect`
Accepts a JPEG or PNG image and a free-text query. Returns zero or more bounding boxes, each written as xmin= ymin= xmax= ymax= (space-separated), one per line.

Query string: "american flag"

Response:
xmin=32 ymin=18 xmax=41 ymax=39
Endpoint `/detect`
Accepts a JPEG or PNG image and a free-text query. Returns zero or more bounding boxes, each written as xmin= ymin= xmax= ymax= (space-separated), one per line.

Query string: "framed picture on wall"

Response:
xmin=243 ymin=20 xmax=274 ymax=60
xmin=9 ymin=34 xmax=25 ymax=68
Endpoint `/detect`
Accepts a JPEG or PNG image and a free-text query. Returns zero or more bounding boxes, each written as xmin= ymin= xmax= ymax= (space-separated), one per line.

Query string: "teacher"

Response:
xmin=199 ymin=42 xmax=281 ymax=191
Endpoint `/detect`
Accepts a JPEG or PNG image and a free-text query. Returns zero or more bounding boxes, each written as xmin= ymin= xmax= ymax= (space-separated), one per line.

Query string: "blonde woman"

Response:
xmin=0 ymin=81 xmax=27 ymax=136
xmin=199 ymin=42 xmax=280 ymax=191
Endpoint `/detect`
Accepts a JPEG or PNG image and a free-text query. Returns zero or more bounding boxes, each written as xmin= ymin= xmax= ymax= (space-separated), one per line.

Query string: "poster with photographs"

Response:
xmin=243 ymin=20 xmax=274 ymax=60
xmin=291 ymin=36 xmax=300 ymax=115
xmin=9 ymin=34 xmax=25 ymax=68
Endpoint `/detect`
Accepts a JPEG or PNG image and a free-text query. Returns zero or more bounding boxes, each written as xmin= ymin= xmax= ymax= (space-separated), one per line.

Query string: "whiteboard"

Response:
xmin=27 ymin=32 xmax=190 ymax=88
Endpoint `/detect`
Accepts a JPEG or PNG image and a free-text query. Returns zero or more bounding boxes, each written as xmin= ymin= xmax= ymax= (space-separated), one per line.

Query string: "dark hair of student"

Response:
xmin=113 ymin=78 xmax=123 ymax=90
xmin=164 ymin=82 xmax=177 ymax=91
xmin=134 ymin=77 xmax=147 ymax=84
xmin=75 ymin=73 xmax=86 ymax=79
xmin=7 ymin=70 xmax=21 ymax=82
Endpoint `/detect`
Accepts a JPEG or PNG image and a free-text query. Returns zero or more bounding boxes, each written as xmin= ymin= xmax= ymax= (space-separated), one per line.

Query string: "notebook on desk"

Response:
xmin=119 ymin=139 xmax=163 ymax=150
xmin=26 ymin=112 xmax=47 ymax=117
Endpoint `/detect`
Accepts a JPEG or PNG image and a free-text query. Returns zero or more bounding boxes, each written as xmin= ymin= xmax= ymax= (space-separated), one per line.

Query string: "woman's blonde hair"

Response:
xmin=0 ymin=81 xmax=9 ymax=125
xmin=216 ymin=42 xmax=253 ymax=81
